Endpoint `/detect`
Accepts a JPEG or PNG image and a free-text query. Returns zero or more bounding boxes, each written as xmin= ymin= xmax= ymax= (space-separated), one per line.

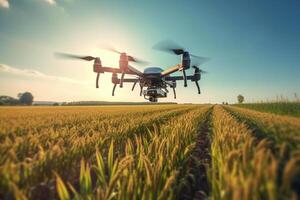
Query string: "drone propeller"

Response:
xmin=55 ymin=52 xmax=96 ymax=61
xmin=192 ymin=65 xmax=208 ymax=74
xmin=153 ymin=39 xmax=183 ymax=54
xmin=55 ymin=52 xmax=102 ymax=88
xmin=103 ymin=46 xmax=149 ymax=66
xmin=153 ymin=39 xmax=209 ymax=64
xmin=191 ymin=65 xmax=207 ymax=94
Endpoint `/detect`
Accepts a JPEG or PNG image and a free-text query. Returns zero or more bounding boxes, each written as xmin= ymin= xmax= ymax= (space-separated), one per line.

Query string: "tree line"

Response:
xmin=0 ymin=92 xmax=34 ymax=105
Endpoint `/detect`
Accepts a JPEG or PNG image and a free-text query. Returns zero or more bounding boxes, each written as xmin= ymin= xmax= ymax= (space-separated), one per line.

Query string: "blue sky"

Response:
xmin=0 ymin=0 xmax=299 ymax=103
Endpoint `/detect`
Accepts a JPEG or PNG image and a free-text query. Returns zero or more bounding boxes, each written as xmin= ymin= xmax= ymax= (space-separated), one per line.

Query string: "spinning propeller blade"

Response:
xmin=153 ymin=39 xmax=210 ymax=63
xmin=102 ymin=46 xmax=149 ymax=66
xmin=192 ymin=65 xmax=208 ymax=74
xmin=55 ymin=52 xmax=96 ymax=61
xmin=153 ymin=39 xmax=184 ymax=55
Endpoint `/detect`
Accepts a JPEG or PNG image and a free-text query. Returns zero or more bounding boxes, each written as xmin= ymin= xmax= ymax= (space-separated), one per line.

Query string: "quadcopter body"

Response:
xmin=57 ymin=41 xmax=208 ymax=102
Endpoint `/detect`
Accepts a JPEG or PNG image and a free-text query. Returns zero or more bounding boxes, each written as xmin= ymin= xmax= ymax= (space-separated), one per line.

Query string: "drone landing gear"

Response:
xmin=96 ymin=73 xmax=100 ymax=88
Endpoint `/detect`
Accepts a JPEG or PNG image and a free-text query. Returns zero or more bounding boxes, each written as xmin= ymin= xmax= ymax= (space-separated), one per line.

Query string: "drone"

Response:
xmin=56 ymin=40 xmax=208 ymax=102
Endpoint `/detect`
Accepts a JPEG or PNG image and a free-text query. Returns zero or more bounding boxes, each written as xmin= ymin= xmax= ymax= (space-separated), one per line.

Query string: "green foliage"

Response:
xmin=0 ymin=105 xmax=209 ymax=199
xmin=1 ymin=104 xmax=299 ymax=199
xmin=237 ymin=94 xmax=245 ymax=104
xmin=55 ymin=173 xmax=70 ymax=200
xmin=0 ymin=95 xmax=20 ymax=105
xmin=18 ymin=92 xmax=34 ymax=105
xmin=210 ymin=105 xmax=300 ymax=199
xmin=234 ymin=102 xmax=300 ymax=117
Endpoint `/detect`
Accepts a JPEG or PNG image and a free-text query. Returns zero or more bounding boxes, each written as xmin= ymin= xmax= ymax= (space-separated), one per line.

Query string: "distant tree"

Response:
xmin=18 ymin=92 xmax=34 ymax=105
xmin=17 ymin=93 xmax=23 ymax=99
xmin=0 ymin=96 xmax=19 ymax=105
xmin=53 ymin=103 xmax=59 ymax=106
xmin=237 ymin=95 xmax=245 ymax=104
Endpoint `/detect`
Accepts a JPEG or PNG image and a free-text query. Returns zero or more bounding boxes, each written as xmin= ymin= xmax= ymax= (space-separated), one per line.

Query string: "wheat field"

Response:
xmin=0 ymin=104 xmax=299 ymax=200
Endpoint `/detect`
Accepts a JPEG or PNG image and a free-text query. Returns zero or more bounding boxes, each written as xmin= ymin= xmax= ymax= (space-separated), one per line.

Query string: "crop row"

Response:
xmin=233 ymin=102 xmax=300 ymax=117
xmin=2 ymin=104 xmax=299 ymax=200
xmin=210 ymin=105 xmax=300 ymax=200
xmin=226 ymin=106 xmax=300 ymax=149
xmin=0 ymin=105 xmax=211 ymax=199
xmin=54 ymin=105 xmax=211 ymax=200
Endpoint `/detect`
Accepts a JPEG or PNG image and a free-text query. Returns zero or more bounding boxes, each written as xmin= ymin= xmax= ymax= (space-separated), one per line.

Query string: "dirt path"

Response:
xmin=176 ymin=108 xmax=212 ymax=200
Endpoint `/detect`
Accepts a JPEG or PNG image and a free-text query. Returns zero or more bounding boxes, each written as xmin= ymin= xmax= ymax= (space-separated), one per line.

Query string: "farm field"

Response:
xmin=0 ymin=105 xmax=300 ymax=200
xmin=234 ymin=102 xmax=300 ymax=117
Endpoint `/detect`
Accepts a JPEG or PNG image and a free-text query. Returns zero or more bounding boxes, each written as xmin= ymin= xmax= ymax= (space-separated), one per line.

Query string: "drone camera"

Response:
xmin=143 ymin=88 xmax=167 ymax=98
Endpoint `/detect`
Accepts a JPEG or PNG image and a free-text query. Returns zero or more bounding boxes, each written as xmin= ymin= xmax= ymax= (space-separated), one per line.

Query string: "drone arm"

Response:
xmin=165 ymin=75 xmax=194 ymax=81
xmin=120 ymin=78 xmax=139 ymax=82
xmin=101 ymin=66 xmax=139 ymax=75
xmin=160 ymin=64 xmax=181 ymax=77
xmin=128 ymin=65 xmax=144 ymax=77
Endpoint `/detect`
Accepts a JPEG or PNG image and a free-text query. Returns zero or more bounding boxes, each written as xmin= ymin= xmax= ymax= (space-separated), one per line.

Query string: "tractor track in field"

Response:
xmin=176 ymin=107 xmax=213 ymax=200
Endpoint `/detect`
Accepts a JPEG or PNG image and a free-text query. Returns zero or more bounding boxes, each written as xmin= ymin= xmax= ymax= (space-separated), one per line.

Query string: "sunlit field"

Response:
xmin=0 ymin=105 xmax=299 ymax=200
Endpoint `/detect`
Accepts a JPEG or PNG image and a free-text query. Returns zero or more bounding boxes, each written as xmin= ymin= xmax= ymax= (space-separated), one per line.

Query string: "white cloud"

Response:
xmin=44 ymin=0 xmax=57 ymax=6
xmin=0 ymin=0 xmax=9 ymax=9
xmin=0 ymin=63 xmax=87 ymax=85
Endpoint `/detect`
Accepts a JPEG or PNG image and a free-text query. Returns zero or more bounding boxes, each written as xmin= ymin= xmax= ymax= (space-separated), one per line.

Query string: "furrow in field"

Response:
xmin=210 ymin=105 xmax=300 ymax=200
xmin=175 ymin=107 xmax=212 ymax=200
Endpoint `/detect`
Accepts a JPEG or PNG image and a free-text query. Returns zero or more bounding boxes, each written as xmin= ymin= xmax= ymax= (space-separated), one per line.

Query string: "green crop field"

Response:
xmin=234 ymin=102 xmax=300 ymax=117
xmin=0 ymin=105 xmax=299 ymax=200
